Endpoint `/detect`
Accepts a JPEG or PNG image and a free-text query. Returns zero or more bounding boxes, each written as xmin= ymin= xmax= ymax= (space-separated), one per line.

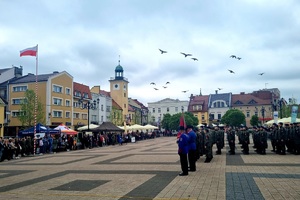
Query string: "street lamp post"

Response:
xmin=261 ymin=106 xmax=265 ymax=124
xmin=78 ymin=98 xmax=99 ymax=131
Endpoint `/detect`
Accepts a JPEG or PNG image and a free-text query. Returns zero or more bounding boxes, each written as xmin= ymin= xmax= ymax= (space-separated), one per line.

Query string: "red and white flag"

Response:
xmin=179 ymin=113 xmax=186 ymax=128
xmin=20 ymin=45 xmax=38 ymax=57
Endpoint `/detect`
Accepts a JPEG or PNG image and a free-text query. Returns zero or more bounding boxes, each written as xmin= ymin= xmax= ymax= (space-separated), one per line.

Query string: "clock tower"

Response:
xmin=109 ymin=60 xmax=129 ymax=122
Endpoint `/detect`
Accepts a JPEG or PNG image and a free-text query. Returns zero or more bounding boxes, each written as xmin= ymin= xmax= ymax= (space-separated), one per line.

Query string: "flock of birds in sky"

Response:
xmin=150 ymin=49 xmax=266 ymax=93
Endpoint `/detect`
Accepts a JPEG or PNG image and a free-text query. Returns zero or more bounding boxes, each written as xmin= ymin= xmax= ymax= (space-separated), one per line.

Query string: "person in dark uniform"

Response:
xmin=278 ymin=122 xmax=287 ymax=155
xmin=226 ymin=126 xmax=235 ymax=155
xmin=294 ymin=123 xmax=300 ymax=155
xmin=204 ymin=128 xmax=213 ymax=163
xmin=241 ymin=125 xmax=250 ymax=155
xmin=178 ymin=126 xmax=189 ymax=176
xmin=186 ymin=125 xmax=197 ymax=172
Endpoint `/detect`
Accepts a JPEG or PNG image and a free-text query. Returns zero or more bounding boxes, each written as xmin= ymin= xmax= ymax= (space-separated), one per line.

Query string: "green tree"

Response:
xmin=221 ymin=109 xmax=245 ymax=127
xmin=161 ymin=113 xmax=171 ymax=130
xmin=250 ymin=115 xmax=259 ymax=126
xmin=168 ymin=112 xmax=198 ymax=130
xmin=17 ymin=90 xmax=45 ymax=127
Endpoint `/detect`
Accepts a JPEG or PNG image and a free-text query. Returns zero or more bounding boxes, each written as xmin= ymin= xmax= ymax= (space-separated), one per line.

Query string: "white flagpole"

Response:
xmin=33 ymin=44 xmax=38 ymax=155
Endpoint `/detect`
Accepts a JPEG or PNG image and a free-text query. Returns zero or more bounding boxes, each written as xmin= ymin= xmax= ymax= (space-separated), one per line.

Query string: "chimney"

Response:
xmin=215 ymin=90 xmax=218 ymax=94
xmin=240 ymin=92 xmax=245 ymax=95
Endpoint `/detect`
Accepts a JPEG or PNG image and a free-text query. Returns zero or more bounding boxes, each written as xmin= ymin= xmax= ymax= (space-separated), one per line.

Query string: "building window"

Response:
xmin=82 ymin=113 xmax=88 ymax=120
xmin=167 ymin=107 xmax=169 ymax=112
xmin=12 ymin=111 xmax=25 ymax=117
xmin=255 ymin=111 xmax=258 ymax=116
xmin=101 ymin=105 xmax=104 ymax=111
xmin=53 ymin=85 xmax=62 ymax=93
xmin=13 ymin=86 xmax=27 ymax=92
xmin=65 ymin=100 xmax=71 ymax=107
xmin=124 ymin=93 xmax=126 ymax=97
xmin=152 ymin=108 xmax=155 ymax=113
xmin=65 ymin=88 xmax=71 ymax=95
xmin=158 ymin=108 xmax=161 ymax=113
xmin=53 ymin=98 xmax=63 ymax=106
xmin=210 ymin=113 xmax=214 ymax=120
xmin=218 ymin=114 xmax=221 ymax=120
xmin=246 ymin=111 xmax=250 ymax=118
xmin=12 ymin=98 xmax=24 ymax=105
xmin=101 ymin=116 xmax=104 ymax=122
xmin=53 ymin=111 xmax=62 ymax=118
xmin=124 ymin=104 xmax=126 ymax=108
xmin=74 ymin=91 xmax=81 ymax=97
xmin=106 ymin=106 xmax=110 ymax=112
xmin=221 ymin=102 xmax=225 ymax=107
xmin=91 ymin=115 xmax=97 ymax=121
xmin=73 ymin=113 xmax=79 ymax=119
xmin=65 ymin=111 xmax=70 ymax=118
xmin=83 ymin=93 xmax=89 ymax=98
xmin=175 ymin=107 xmax=178 ymax=112
xmin=202 ymin=115 xmax=205 ymax=120
xmin=213 ymin=102 xmax=217 ymax=107
xmin=73 ymin=102 xmax=79 ymax=108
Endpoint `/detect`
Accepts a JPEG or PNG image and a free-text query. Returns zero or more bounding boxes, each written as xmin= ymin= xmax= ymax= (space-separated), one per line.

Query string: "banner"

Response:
xmin=291 ymin=106 xmax=298 ymax=123
xmin=273 ymin=111 xmax=279 ymax=124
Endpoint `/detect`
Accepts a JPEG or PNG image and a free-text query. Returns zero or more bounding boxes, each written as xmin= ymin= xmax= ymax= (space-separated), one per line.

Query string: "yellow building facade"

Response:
xmin=0 ymin=98 xmax=5 ymax=137
xmin=8 ymin=71 xmax=73 ymax=128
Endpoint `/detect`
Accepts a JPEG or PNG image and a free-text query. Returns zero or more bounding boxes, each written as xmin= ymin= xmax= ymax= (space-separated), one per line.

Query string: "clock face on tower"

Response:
xmin=114 ymin=83 xmax=120 ymax=90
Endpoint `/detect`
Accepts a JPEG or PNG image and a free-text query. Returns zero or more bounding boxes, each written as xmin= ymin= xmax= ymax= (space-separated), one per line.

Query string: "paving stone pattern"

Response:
xmin=0 ymin=137 xmax=299 ymax=199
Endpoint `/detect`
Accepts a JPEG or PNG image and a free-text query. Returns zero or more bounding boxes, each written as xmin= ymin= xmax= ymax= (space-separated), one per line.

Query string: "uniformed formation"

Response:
xmin=177 ymin=122 xmax=300 ymax=176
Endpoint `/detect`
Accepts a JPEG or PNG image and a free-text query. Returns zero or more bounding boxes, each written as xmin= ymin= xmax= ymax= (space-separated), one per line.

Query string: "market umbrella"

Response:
xmin=54 ymin=124 xmax=78 ymax=135
xmin=143 ymin=124 xmax=159 ymax=130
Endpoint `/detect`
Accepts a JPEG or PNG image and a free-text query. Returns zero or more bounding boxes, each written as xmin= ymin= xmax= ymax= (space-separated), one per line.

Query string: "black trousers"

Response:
xmin=188 ymin=149 xmax=197 ymax=171
xmin=179 ymin=153 xmax=188 ymax=174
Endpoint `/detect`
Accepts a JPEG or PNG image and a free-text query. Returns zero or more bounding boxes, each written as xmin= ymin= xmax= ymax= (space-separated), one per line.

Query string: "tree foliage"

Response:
xmin=250 ymin=115 xmax=259 ymax=126
xmin=221 ymin=109 xmax=245 ymax=127
xmin=17 ymin=89 xmax=45 ymax=127
xmin=161 ymin=112 xmax=198 ymax=130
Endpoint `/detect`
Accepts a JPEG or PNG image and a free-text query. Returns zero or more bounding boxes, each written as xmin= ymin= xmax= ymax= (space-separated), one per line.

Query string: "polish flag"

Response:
xmin=20 ymin=45 xmax=38 ymax=57
xmin=179 ymin=113 xmax=186 ymax=128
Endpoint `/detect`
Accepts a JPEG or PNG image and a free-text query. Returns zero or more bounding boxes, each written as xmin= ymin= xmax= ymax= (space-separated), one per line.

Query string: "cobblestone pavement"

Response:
xmin=0 ymin=137 xmax=300 ymax=200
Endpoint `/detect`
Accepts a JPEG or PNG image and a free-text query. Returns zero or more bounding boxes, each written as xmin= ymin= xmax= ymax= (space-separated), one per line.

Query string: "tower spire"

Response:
xmin=118 ymin=55 xmax=120 ymax=65
xmin=200 ymin=88 xmax=202 ymax=96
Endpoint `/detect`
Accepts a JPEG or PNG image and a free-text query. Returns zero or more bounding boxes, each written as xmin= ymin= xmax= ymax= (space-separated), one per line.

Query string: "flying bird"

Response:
xmin=218 ymin=88 xmax=222 ymax=90
xmin=182 ymin=90 xmax=189 ymax=93
xmin=165 ymin=81 xmax=170 ymax=84
xmin=162 ymin=86 xmax=167 ymax=89
xmin=150 ymin=82 xmax=156 ymax=85
xmin=191 ymin=58 xmax=198 ymax=61
xmin=228 ymin=69 xmax=235 ymax=74
xmin=159 ymin=49 xmax=167 ymax=54
xmin=180 ymin=52 xmax=192 ymax=57
xmin=258 ymin=72 xmax=265 ymax=76
xmin=154 ymin=88 xmax=159 ymax=90
xmin=230 ymin=55 xmax=236 ymax=58
xmin=236 ymin=57 xmax=241 ymax=60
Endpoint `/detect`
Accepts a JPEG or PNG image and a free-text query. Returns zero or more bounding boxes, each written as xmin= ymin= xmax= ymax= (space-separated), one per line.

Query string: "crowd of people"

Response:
xmin=177 ymin=122 xmax=300 ymax=176
xmin=0 ymin=130 xmax=159 ymax=162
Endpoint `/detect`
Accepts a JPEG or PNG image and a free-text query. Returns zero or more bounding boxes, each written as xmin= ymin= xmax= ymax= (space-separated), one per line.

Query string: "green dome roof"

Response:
xmin=115 ymin=64 xmax=123 ymax=72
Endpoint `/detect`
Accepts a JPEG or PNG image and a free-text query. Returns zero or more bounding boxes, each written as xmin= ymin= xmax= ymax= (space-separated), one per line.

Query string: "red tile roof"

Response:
xmin=73 ymin=82 xmax=91 ymax=99
xmin=100 ymin=90 xmax=111 ymax=97
xmin=188 ymin=95 xmax=209 ymax=112
xmin=112 ymin=99 xmax=122 ymax=110
xmin=231 ymin=93 xmax=271 ymax=106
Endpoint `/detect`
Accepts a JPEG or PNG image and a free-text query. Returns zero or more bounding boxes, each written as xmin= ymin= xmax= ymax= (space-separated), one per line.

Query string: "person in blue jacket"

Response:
xmin=187 ymin=125 xmax=197 ymax=172
xmin=178 ymin=126 xmax=189 ymax=176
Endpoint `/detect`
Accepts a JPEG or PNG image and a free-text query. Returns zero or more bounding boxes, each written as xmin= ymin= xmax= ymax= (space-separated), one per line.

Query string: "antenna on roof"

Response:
xmin=200 ymin=88 xmax=202 ymax=96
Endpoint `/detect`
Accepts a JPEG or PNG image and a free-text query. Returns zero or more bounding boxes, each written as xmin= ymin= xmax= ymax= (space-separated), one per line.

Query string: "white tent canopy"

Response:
xmin=77 ymin=124 xmax=99 ymax=131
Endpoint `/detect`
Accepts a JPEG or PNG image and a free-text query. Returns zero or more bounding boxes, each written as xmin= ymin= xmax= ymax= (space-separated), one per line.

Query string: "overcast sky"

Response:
xmin=1 ymin=0 xmax=300 ymax=106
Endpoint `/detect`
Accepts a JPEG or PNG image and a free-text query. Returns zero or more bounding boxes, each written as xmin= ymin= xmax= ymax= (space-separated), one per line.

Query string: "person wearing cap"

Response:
xmin=186 ymin=125 xmax=197 ymax=172
xmin=204 ymin=128 xmax=213 ymax=162
xmin=226 ymin=126 xmax=235 ymax=155
xmin=258 ymin=126 xmax=268 ymax=155
xmin=177 ymin=126 xmax=189 ymax=176
xmin=270 ymin=123 xmax=278 ymax=153
xmin=215 ymin=125 xmax=223 ymax=155
xmin=277 ymin=122 xmax=287 ymax=155
xmin=294 ymin=123 xmax=300 ymax=155
xmin=241 ymin=125 xmax=250 ymax=155
xmin=285 ymin=124 xmax=292 ymax=153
